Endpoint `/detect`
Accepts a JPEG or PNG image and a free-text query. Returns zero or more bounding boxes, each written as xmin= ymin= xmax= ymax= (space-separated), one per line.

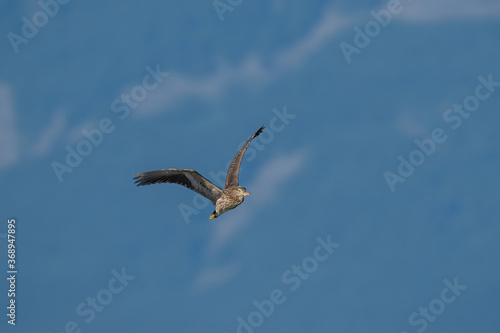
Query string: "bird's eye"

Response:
xmin=238 ymin=188 xmax=242 ymax=192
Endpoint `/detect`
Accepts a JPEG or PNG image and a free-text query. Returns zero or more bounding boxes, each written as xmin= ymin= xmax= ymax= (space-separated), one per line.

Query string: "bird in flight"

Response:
xmin=134 ymin=126 xmax=264 ymax=219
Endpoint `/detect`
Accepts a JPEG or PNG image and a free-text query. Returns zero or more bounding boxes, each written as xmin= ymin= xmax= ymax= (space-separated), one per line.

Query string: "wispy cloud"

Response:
xmin=137 ymin=1 xmax=500 ymax=116
xmin=0 ymin=84 xmax=19 ymax=171
xmin=193 ymin=263 xmax=241 ymax=292
xmin=398 ymin=0 xmax=500 ymax=21
xmin=31 ymin=110 xmax=66 ymax=157
xmin=395 ymin=110 xmax=429 ymax=139
xmin=0 ymin=84 xmax=67 ymax=172
xmin=137 ymin=10 xmax=352 ymax=116
xmin=138 ymin=56 xmax=270 ymax=115
xmin=193 ymin=150 xmax=307 ymax=290
xmin=275 ymin=10 xmax=352 ymax=69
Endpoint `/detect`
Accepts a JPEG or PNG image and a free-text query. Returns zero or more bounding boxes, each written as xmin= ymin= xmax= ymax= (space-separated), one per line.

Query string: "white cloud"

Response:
xmin=138 ymin=56 xmax=270 ymax=115
xmin=398 ymin=0 xmax=500 ymax=21
xmin=0 ymin=84 xmax=19 ymax=171
xmin=275 ymin=10 xmax=352 ymax=69
xmin=395 ymin=110 xmax=429 ymax=139
xmin=192 ymin=263 xmax=240 ymax=292
xmin=31 ymin=110 xmax=66 ymax=156
xmin=0 ymin=85 xmax=67 ymax=171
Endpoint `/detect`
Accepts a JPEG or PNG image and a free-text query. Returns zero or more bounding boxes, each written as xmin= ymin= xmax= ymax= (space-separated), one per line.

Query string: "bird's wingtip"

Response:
xmin=254 ymin=125 xmax=265 ymax=138
xmin=133 ymin=174 xmax=144 ymax=186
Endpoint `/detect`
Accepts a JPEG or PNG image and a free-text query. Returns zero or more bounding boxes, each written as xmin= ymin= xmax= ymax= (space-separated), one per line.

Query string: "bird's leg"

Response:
xmin=209 ymin=211 xmax=218 ymax=219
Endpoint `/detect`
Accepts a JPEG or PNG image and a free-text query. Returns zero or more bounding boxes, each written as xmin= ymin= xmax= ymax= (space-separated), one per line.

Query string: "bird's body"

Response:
xmin=213 ymin=189 xmax=246 ymax=218
xmin=134 ymin=126 xmax=264 ymax=219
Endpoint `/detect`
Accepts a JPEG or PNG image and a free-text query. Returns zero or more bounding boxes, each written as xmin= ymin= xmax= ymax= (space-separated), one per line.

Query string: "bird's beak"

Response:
xmin=243 ymin=191 xmax=251 ymax=196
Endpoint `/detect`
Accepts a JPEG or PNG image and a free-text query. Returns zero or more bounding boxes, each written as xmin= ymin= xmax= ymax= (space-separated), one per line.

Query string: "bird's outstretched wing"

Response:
xmin=225 ymin=126 xmax=264 ymax=188
xmin=134 ymin=169 xmax=223 ymax=204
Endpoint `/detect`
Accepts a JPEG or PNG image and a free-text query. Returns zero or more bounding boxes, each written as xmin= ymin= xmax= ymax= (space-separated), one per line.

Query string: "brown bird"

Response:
xmin=134 ymin=126 xmax=264 ymax=219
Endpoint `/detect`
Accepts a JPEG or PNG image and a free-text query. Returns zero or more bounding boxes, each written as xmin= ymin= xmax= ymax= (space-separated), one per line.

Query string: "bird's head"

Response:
xmin=237 ymin=186 xmax=251 ymax=196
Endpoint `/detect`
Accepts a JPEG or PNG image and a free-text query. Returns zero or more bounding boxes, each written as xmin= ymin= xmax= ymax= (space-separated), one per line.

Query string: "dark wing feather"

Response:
xmin=225 ymin=126 xmax=264 ymax=188
xmin=134 ymin=169 xmax=222 ymax=204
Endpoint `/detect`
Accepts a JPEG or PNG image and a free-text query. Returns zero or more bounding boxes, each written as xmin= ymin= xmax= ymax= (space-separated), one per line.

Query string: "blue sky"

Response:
xmin=1 ymin=0 xmax=500 ymax=332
